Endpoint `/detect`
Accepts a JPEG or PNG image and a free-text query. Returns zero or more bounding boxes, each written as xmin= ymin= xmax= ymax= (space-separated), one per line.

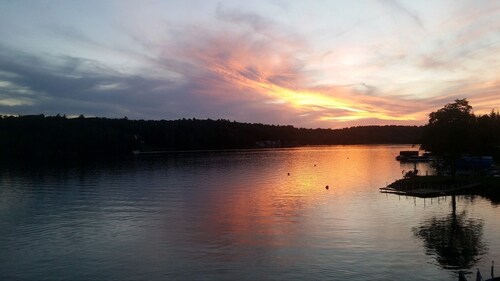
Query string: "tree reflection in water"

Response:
xmin=413 ymin=196 xmax=487 ymax=270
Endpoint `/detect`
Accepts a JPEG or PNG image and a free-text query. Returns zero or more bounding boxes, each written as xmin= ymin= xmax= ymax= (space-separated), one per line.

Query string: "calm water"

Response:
xmin=0 ymin=145 xmax=499 ymax=280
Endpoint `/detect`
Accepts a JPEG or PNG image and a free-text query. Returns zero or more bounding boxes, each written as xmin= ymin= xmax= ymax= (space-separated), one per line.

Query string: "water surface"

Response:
xmin=1 ymin=145 xmax=499 ymax=280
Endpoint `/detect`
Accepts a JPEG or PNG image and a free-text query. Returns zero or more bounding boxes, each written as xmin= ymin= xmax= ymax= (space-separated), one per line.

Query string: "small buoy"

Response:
xmin=325 ymin=185 xmax=329 ymax=190
xmin=314 ymin=164 xmax=316 ymax=167
xmin=287 ymin=173 xmax=290 ymax=176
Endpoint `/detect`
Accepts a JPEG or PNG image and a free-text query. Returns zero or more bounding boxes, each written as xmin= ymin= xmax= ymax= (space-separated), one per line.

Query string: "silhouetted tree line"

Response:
xmin=421 ymin=99 xmax=500 ymax=159
xmin=0 ymin=114 xmax=423 ymax=160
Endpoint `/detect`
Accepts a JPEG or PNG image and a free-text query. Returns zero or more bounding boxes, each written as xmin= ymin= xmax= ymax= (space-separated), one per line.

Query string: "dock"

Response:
xmin=380 ymin=177 xmax=483 ymax=198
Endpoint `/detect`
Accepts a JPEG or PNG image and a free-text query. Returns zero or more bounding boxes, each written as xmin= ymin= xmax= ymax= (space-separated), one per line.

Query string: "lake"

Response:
xmin=0 ymin=145 xmax=499 ymax=280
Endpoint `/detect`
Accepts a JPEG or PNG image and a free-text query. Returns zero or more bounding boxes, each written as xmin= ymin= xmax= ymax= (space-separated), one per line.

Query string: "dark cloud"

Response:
xmin=0 ymin=47 xmax=184 ymax=119
xmin=359 ymin=83 xmax=378 ymax=96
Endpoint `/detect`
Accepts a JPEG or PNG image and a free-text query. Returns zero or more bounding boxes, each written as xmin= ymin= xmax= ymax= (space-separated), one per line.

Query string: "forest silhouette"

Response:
xmin=1 ymin=99 xmax=498 ymax=162
xmin=0 ymin=115 xmax=422 ymax=161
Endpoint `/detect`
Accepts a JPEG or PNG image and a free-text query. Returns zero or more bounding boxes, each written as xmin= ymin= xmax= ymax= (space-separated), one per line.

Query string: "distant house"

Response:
xmin=255 ymin=140 xmax=282 ymax=148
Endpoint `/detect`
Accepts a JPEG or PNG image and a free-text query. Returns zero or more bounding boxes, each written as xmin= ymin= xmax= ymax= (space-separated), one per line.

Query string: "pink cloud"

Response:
xmin=128 ymin=5 xmax=500 ymax=128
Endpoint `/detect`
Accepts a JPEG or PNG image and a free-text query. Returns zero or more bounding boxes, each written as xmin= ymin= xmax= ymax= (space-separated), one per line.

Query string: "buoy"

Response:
xmin=325 ymin=185 xmax=329 ymax=190
xmin=287 ymin=173 xmax=290 ymax=176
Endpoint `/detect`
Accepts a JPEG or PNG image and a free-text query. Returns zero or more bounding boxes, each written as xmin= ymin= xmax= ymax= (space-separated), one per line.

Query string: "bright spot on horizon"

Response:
xmin=0 ymin=0 xmax=499 ymax=128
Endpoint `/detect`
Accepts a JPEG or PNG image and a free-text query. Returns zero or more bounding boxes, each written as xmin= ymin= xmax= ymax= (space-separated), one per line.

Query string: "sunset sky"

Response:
xmin=0 ymin=0 xmax=499 ymax=128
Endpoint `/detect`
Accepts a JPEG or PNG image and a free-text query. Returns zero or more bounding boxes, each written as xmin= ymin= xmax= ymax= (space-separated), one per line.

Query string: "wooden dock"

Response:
xmin=380 ymin=182 xmax=482 ymax=198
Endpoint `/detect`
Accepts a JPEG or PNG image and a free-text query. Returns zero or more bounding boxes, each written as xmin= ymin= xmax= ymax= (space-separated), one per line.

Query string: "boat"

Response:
xmin=395 ymin=150 xmax=431 ymax=162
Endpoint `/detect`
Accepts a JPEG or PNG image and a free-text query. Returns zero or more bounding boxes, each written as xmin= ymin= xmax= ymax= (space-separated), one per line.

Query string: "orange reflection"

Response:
xmin=187 ymin=145 xmax=420 ymax=261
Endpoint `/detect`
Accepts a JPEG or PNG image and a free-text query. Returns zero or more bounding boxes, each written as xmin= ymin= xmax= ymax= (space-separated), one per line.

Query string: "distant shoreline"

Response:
xmin=134 ymin=143 xmax=418 ymax=155
xmin=0 ymin=115 xmax=423 ymax=161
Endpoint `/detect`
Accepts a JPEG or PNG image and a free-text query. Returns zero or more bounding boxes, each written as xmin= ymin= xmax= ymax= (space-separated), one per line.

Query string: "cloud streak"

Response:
xmin=378 ymin=0 xmax=425 ymax=29
xmin=136 ymin=10 xmax=434 ymax=127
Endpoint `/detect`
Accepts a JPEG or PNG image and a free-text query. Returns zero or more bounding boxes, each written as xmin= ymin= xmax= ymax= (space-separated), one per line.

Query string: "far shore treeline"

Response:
xmin=1 ymin=99 xmax=498 ymax=162
xmin=0 ymin=114 xmax=422 ymax=161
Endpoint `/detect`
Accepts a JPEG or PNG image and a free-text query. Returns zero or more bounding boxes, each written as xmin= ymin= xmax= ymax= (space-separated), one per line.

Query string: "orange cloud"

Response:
xmin=161 ymin=24 xmax=427 ymax=127
xmin=143 ymin=4 xmax=500 ymax=128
